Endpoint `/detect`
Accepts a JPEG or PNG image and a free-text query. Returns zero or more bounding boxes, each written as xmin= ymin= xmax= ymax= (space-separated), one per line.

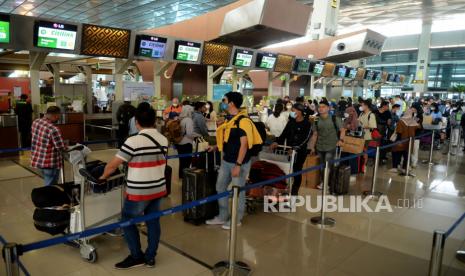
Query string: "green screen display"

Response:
xmin=0 ymin=20 xmax=10 ymax=43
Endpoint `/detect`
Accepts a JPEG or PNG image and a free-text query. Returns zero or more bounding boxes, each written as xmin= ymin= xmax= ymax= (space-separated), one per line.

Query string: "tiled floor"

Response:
xmin=1 ymin=144 xmax=465 ymax=275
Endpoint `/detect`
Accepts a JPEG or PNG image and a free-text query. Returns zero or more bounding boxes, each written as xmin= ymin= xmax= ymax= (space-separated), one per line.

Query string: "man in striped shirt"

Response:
xmin=99 ymin=103 xmax=168 ymax=270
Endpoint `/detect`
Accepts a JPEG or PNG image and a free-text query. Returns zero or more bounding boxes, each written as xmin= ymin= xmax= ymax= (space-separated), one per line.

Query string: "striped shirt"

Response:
xmin=116 ymin=129 xmax=168 ymax=201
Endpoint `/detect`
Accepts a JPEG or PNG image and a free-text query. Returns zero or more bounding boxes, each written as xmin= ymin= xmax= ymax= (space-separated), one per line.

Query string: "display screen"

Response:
xmin=373 ymin=71 xmax=382 ymax=82
xmin=293 ymin=58 xmax=311 ymax=73
xmin=0 ymin=14 xmax=10 ymax=44
xmin=364 ymin=70 xmax=375 ymax=81
xmin=310 ymin=61 xmax=325 ymax=76
xmin=174 ymin=40 xmax=201 ymax=62
xmin=348 ymin=68 xmax=357 ymax=79
xmin=394 ymin=74 xmax=401 ymax=83
xmin=134 ymin=35 xmax=167 ymax=58
xmin=233 ymin=49 xmax=254 ymax=67
xmin=387 ymin=73 xmax=396 ymax=82
xmin=34 ymin=20 xmax=77 ymax=50
xmin=335 ymin=65 xmax=348 ymax=78
xmin=256 ymin=52 xmax=277 ymax=70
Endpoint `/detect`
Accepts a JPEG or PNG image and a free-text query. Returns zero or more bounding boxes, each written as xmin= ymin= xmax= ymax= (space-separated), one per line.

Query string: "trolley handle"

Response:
xmin=78 ymin=168 xmax=104 ymax=184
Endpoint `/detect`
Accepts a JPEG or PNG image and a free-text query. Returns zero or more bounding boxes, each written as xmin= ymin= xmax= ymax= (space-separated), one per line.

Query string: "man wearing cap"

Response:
xmin=271 ymin=103 xmax=312 ymax=195
xmin=30 ymin=106 xmax=66 ymax=186
xmin=309 ymin=100 xmax=345 ymax=189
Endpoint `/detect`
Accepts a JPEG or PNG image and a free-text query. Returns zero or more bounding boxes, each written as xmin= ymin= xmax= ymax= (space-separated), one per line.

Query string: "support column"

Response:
xmin=310 ymin=75 xmax=315 ymax=98
xmin=207 ymin=66 xmax=225 ymax=101
xmin=232 ymin=68 xmax=238 ymax=92
xmin=310 ymin=0 xmax=340 ymax=40
xmin=413 ymin=20 xmax=432 ymax=94
xmin=114 ymin=58 xmax=133 ymax=101
xmin=153 ymin=60 xmax=172 ymax=98
xmin=77 ymin=66 xmax=93 ymax=114
xmin=49 ymin=64 xmax=61 ymax=103
xmin=29 ymin=52 xmax=48 ymax=115
xmin=268 ymin=71 xmax=274 ymax=97
xmin=284 ymin=74 xmax=290 ymax=97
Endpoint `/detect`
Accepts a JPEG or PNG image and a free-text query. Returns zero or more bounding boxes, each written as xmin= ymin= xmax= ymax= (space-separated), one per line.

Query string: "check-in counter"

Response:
xmin=0 ymin=114 xmax=19 ymax=156
xmin=56 ymin=112 xmax=85 ymax=144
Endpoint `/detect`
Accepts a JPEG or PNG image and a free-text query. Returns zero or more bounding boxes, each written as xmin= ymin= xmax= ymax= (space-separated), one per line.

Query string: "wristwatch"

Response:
xmin=235 ymin=162 xmax=242 ymax=167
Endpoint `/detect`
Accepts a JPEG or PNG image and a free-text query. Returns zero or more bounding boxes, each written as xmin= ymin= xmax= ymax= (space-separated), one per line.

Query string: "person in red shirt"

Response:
xmin=162 ymin=97 xmax=182 ymax=120
xmin=30 ymin=106 xmax=65 ymax=186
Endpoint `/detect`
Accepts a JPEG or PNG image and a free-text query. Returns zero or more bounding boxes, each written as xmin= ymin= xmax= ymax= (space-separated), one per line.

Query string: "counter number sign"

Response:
xmin=176 ymin=41 xmax=200 ymax=62
xmin=0 ymin=19 xmax=9 ymax=43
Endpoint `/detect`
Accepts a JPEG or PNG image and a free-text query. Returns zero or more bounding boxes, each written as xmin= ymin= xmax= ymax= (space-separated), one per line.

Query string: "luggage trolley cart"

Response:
xmin=246 ymin=145 xmax=296 ymax=213
xmin=62 ymin=145 xmax=125 ymax=263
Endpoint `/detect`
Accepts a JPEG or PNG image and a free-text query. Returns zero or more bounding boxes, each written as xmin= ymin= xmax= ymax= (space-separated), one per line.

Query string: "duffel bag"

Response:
xmin=31 ymin=185 xmax=70 ymax=208
xmin=33 ymin=208 xmax=70 ymax=235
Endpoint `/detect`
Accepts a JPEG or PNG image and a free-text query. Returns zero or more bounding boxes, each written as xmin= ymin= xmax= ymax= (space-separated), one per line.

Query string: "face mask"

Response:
xmin=220 ymin=102 xmax=228 ymax=111
xmin=172 ymin=103 xmax=178 ymax=107
xmin=286 ymin=105 xmax=292 ymax=110
xmin=344 ymin=113 xmax=350 ymax=118
xmin=205 ymin=105 xmax=210 ymax=109
xmin=290 ymin=111 xmax=297 ymax=119
xmin=359 ymin=106 xmax=364 ymax=112
xmin=462 ymin=106 xmax=465 ymax=111
xmin=431 ymin=108 xmax=435 ymax=111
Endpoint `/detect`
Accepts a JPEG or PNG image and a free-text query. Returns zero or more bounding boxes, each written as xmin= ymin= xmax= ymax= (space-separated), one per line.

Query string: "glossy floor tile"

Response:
xmin=0 ymin=146 xmax=464 ymax=275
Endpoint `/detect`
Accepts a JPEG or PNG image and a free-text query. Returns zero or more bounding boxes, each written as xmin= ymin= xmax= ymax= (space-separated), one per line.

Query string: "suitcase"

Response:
xmin=329 ymin=149 xmax=351 ymax=195
xmin=182 ymin=154 xmax=219 ymax=225
xmin=341 ymin=152 xmax=359 ymax=175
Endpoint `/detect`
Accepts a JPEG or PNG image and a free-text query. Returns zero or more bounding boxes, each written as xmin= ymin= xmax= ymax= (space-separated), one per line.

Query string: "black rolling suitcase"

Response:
xmin=330 ymin=148 xmax=351 ymax=195
xmin=164 ymin=165 xmax=172 ymax=197
xmin=182 ymin=152 xmax=219 ymax=225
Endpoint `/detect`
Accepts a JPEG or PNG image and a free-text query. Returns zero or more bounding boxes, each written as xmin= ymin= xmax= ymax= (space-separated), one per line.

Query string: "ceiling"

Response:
xmin=301 ymin=0 xmax=465 ymax=31
xmin=0 ymin=0 xmax=236 ymax=30
xmin=1 ymin=0 xmax=465 ymax=34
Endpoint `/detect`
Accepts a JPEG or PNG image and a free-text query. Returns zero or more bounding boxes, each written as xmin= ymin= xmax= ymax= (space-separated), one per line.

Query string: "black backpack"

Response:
xmin=235 ymin=115 xmax=266 ymax=156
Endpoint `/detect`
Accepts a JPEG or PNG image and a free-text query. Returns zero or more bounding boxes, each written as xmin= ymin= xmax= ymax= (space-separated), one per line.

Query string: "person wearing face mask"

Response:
xmin=163 ymin=97 xmax=182 ymax=120
xmin=343 ymin=106 xmax=359 ymax=132
xmin=375 ymin=101 xmax=392 ymax=163
xmin=270 ymin=103 xmax=312 ymax=195
xmin=309 ymin=101 xmax=345 ymax=189
xmin=30 ymin=106 xmax=66 ymax=186
xmin=357 ymin=100 xmax=378 ymax=173
xmin=450 ymin=104 xmax=463 ymax=148
xmin=282 ymin=102 xmax=293 ymax=119
xmin=266 ymin=103 xmax=288 ymax=137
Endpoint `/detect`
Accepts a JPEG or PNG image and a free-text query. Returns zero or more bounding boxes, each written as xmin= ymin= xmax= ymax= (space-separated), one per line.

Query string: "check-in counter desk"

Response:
xmin=56 ymin=113 xmax=85 ymax=144
xmin=0 ymin=114 xmax=19 ymax=157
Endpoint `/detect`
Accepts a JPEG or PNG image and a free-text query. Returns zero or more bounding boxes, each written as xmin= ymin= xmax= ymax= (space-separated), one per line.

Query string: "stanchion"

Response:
xmin=429 ymin=130 xmax=435 ymax=165
xmin=310 ymin=161 xmax=335 ymax=228
xmin=365 ymin=146 xmax=382 ymax=200
xmin=428 ymin=230 xmax=446 ymax=276
xmin=457 ymin=250 xmax=465 ymax=263
xmin=2 ymin=243 xmax=20 ymax=276
xmin=401 ymin=137 xmax=415 ymax=177
xmin=212 ymin=186 xmax=251 ymax=276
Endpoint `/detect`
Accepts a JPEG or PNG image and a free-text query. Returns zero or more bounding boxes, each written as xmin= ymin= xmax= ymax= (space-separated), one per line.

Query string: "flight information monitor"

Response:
xmin=293 ymin=58 xmax=311 ymax=73
xmin=348 ymin=68 xmax=357 ymax=79
xmin=233 ymin=48 xmax=254 ymax=67
xmin=310 ymin=61 xmax=325 ymax=76
xmin=134 ymin=34 xmax=167 ymax=59
xmin=364 ymin=70 xmax=375 ymax=81
xmin=34 ymin=20 xmax=78 ymax=50
xmin=0 ymin=14 xmax=10 ymax=44
xmin=256 ymin=52 xmax=277 ymax=70
xmin=335 ymin=65 xmax=349 ymax=78
xmin=174 ymin=40 xmax=201 ymax=62
xmin=387 ymin=73 xmax=396 ymax=82
xmin=373 ymin=71 xmax=382 ymax=82
xmin=394 ymin=74 xmax=401 ymax=83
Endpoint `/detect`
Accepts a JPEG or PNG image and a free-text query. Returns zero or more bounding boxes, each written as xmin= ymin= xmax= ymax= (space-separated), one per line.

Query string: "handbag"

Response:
xmin=390 ymin=132 xmax=398 ymax=142
xmin=194 ymin=137 xmax=209 ymax=152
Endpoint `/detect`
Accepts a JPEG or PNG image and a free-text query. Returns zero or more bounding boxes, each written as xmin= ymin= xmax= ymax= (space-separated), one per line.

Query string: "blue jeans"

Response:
xmin=216 ymin=160 xmax=251 ymax=223
xmin=122 ymin=198 xmax=161 ymax=261
xmin=41 ymin=168 xmax=60 ymax=186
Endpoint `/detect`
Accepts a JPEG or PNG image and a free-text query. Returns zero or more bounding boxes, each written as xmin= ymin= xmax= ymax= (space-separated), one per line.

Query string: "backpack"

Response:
xmin=456 ymin=111 xmax=463 ymax=122
xmin=315 ymin=115 xmax=340 ymax=139
xmin=165 ymin=120 xmax=183 ymax=144
xmin=235 ymin=115 xmax=266 ymax=157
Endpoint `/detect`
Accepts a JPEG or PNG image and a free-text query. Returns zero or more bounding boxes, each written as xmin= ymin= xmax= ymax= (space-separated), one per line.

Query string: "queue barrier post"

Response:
xmin=401 ymin=137 xmax=415 ymax=177
xmin=310 ymin=161 xmax=335 ymax=228
xmin=213 ymin=186 xmax=251 ymax=276
xmin=429 ymin=130 xmax=435 ymax=165
xmin=428 ymin=230 xmax=446 ymax=276
xmin=366 ymin=146 xmax=382 ymax=200
xmin=2 ymin=243 xmax=20 ymax=276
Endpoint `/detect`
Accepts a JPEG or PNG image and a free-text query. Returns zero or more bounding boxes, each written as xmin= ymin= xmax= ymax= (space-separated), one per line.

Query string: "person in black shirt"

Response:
xmin=271 ymin=103 xmax=312 ymax=195
xmin=15 ymin=94 xmax=33 ymax=147
xmin=376 ymin=101 xmax=392 ymax=163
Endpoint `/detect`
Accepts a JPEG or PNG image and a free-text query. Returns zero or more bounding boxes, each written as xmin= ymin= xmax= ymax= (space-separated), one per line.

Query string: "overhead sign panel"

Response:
xmin=274 ymin=54 xmax=294 ymax=73
xmin=134 ymin=34 xmax=167 ymax=59
xmin=230 ymin=47 xmax=255 ymax=68
xmin=292 ymin=58 xmax=311 ymax=74
xmin=348 ymin=67 xmax=357 ymax=79
xmin=0 ymin=14 xmax=10 ymax=44
xmin=81 ymin=24 xmax=131 ymax=58
xmin=309 ymin=60 xmax=326 ymax=76
xmin=34 ymin=20 xmax=77 ymax=50
xmin=255 ymin=52 xmax=277 ymax=70
xmin=201 ymin=42 xmax=232 ymax=67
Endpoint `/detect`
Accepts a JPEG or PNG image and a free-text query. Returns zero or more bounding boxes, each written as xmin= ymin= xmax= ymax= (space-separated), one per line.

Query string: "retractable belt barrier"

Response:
xmin=1 ymin=127 xmax=455 ymax=276
xmin=0 ymin=235 xmax=31 ymax=276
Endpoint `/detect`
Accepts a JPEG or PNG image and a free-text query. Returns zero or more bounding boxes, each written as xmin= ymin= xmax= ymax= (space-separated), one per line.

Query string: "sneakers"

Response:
xmin=388 ymin=168 xmax=398 ymax=173
xmin=145 ymin=259 xmax=155 ymax=268
xmin=206 ymin=216 xmax=226 ymax=225
xmin=316 ymin=183 xmax=323 ymax=190
xmin=114 ymin=255 xmax=145 ymax=270
xmin=221 ymin=221 xmax=242 ymax=230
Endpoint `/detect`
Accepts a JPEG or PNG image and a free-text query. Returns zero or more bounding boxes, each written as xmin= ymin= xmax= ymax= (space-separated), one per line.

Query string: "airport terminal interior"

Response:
xmin=1 ymin=0 xmax=465 ymax=275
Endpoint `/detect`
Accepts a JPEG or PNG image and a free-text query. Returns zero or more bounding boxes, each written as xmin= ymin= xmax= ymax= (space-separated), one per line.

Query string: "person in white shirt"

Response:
xmin=266 ymin=103 xmax=288 ymax=137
